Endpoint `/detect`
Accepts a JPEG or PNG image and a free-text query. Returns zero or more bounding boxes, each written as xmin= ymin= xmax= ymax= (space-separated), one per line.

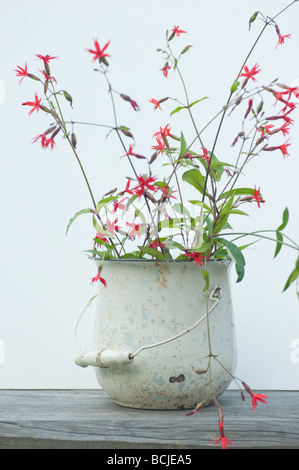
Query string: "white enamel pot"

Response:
xmin=75 ymin=259 xmax=237 ymax=410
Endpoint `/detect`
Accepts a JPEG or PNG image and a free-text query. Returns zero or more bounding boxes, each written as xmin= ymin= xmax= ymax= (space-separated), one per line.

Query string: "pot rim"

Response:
xmin=93 ymin=257 xmax=232 ymax=265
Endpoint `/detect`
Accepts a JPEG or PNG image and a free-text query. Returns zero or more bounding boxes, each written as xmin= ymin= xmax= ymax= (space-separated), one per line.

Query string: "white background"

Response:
xmin=0 ymin=0 xmax=298 ymax=390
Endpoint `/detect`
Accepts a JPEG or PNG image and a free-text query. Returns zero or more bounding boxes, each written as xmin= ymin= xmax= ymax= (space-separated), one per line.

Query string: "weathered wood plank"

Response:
xmin=0 ymin=390 xmax=298 ymax=449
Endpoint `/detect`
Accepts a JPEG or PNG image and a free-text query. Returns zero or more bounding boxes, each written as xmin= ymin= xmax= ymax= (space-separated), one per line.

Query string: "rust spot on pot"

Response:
xmin=156 ymin=263 xmax=170 ymax=288
xmin=169 ymin=374 xmax=185 ymax=383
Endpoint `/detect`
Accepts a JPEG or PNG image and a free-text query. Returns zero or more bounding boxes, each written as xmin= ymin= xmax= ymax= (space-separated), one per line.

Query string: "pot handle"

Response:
xmin=73 ymin=294 xmax=134 ymax=369
xmin=74 ymin=349 xmax=133 ymax=368
xmin=74 ymin=287 xmax=222 ymax=368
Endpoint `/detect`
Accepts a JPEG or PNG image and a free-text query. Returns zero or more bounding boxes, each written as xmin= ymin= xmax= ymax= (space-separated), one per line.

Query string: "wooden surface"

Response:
xmin=0 ymin=389 xmax=298 ymax=449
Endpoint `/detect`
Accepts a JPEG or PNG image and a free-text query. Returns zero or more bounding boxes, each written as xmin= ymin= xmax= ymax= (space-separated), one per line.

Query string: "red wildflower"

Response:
xmin=40 ymin=70 xmax=57 ymax=84
xmin=266 ymin=111 xmax=294 ymax=125
xmin=148 ymin=240 xmax=166 ymax=250
xmin=210 ymin=408 xmax=234 ymax=450
xmin=112 ymin=198 xmax=126 ymax=214
xmin=278 ymin=140 xmax=291 ymax=157
xmin=244 ymin=98 xmax=253 ymax=119
xmin=184 ymin=252 xmax=206 ymax=266
xmin=242 ymin=382 xmax=268 ymax=411
xmin=106 ymin=218 xmax=120 ymax=235
xmin=199 ymin=148 xmax=210 ymax=162
xmin=87 ymin=39 xmax=110 ymax=62
xmin=15 ymin=63 xmax=28 ymax=84
xmin=122 ymin=179 xmax=135 ymax=195
xmin=120 ymin=93 xmax=140 ymax=111
xmin=279 ymin=122 xmax=291 ymax=137
xmin=250 ymin=186 xmax=265 ymax=208
xmin=121 ymin=145 xmax=146 ymax=160
xmin=172 ymin=26 xmax=187 ymax=37
xmin=239 ymin=63 xmax=261 ymax=86
xmin=153 ymin=124 xmax=171 ymax=139
xmin=91 ymin=272 xmax=107 ymax=287
xmin=94 ymin=232 xmax=109 ymax=244
xmin=149 ymin=98 xmax=162 ymax=111
xmin=133 ymin=175 xmax=157 ymax=198
xmin=276 ymin=33 xmax=291 ymax=49
xmin=22 ymin=93 xmax=42 ymax=116
xmin=258 ymin=124 xmax=274 ymax=137
xmin=264 ymin=139 xmax=291 ymax=158
xmin=125 ymin=222 xmax=142 ymax=238
xmin=160 ymin=64 xmax=171 ymax=78
xmin=151 ymin=137 xmax=166 ymax=155
xmin=36 ymin=54 xmax=58 ymax=64
xmin=159 ymin=184 xmax=176 ymax=200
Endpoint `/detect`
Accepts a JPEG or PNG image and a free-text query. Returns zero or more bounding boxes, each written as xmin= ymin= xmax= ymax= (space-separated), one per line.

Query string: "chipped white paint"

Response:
xmin=91 ymin=259 xmax=236 ymax=409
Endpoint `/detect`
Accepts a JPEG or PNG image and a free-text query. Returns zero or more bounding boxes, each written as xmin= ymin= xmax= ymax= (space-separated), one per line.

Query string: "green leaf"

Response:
xmin=138 ymin=246 xmax=166 ymax=260
xmin=182 ymin=168 xmax=205 ymax=195
xmin=190 ymin=241 xmax=213 ymax=254
xmin=218 ymin=187 xmax=255 ymax=201
xmin=173 ymin=202 xmax=191 ymax=217
xmin=202 ymin=269 xmax=210 ymax=291
xmin=189 ymin=97 xmax=209 ymax=107
xmin=277 ymin=207 xmax=289 ymax=232
xmin=274 ymin=231 xmax=284 ymax=259
xmin=179 ymin=132 xmax=187 ymax=158
xmin=213 ymin=194 xmax=234 ymax=235
xmin=283 ymin=256 xmax=299 ymax=292
xmin=66 ymin=208 xmax=94 ymax=234
xmin=231 ymin=80 xmax=240 ymax=93
xmin=170 ymin=106 xmax=186 ymax=116
xmin=217 ymin=238 xmax=246 ymax=283
xmin=274 ymin=208 xmax=290 ymax=258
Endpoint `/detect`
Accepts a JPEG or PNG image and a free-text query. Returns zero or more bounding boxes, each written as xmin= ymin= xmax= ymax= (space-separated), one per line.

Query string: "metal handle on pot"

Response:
xmin=74 ymin=287 xmax=222 ymax=368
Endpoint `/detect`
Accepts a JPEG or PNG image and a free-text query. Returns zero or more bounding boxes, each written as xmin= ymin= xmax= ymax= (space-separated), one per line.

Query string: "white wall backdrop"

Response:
xmin=0 ymin=0 xmax=298 ymax=389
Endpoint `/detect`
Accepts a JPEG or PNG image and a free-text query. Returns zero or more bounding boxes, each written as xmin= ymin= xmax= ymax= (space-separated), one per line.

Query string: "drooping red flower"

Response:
xmin=210 ymin=408 xmax=234 ymax=449
xmin=276 ymin=33 xmax=291 ymax=49
xmin=15 ymin=62 xmax=28 ymax=84
xmin=91 ymin=272 xmax=107 ymax=287
xmin=149 ymin=98 xmax=162 ymax=111
xmin=160 ymin=64 xmax=171 ymax=78
xmin=239 ymin=63 xmax=261 ymax=84
xmin=87 ymin=39 xmax=110 ymax=62
xmin=172 ymin=26 xmax=187 ymax=37
xmin=22 ymin=93 xmax=42 ymax=116
xmin=184 ymin=252 xmax=206 ymax=266
xmin=242 ymin=382 xmax=268 ymax=411
xmin=250 ymin=186 xmax=265 ymax=208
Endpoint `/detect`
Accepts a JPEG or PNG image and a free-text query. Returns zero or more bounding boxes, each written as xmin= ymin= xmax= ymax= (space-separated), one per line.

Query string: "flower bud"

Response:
xmin=63 ymin=91 xmax=73 ymax=108
xmin=40 ymin=105 xmax=51 ymax=113
xmin=181 ymin=45 xmax=192 ymax=54
xmin=249 ymin=11 xmax=258 ymax=30
xmin=71 ymin=133 xmax=77 ymax=148
xmin=256 ymin=101 xmax=263 ymax=114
